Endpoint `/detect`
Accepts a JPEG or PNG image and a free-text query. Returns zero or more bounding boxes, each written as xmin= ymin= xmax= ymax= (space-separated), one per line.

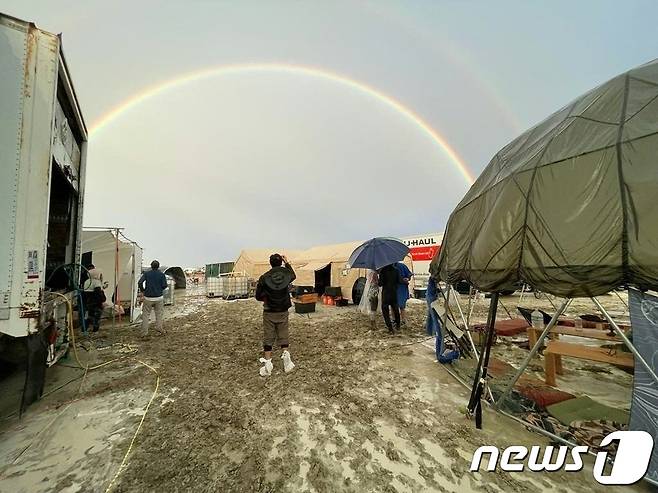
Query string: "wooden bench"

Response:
xmin=544 ymin=340 xmax=634 ymax=386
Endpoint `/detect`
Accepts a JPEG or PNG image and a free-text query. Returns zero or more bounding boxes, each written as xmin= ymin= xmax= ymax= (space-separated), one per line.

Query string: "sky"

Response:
xmin=4 ymin=0 xmax=657 ymax=267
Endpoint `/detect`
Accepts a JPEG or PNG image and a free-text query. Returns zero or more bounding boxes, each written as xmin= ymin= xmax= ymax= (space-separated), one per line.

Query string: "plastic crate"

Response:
xmin=294 ymin=302 xmax=316 ymax=314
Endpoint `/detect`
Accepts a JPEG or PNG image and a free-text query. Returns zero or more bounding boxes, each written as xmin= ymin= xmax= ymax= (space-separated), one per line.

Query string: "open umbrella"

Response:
xmin=346 ymin=237 xmax=409 ymax=271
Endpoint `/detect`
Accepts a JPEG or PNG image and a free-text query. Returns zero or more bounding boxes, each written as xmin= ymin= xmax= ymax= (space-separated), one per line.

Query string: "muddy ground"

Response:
xmin=0 ymin=291 xmax=648 ymax=492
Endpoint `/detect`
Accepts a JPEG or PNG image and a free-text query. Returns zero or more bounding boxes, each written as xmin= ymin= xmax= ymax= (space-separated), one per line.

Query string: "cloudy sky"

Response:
xmin=4 ymin=1 xmax=657 ymax=267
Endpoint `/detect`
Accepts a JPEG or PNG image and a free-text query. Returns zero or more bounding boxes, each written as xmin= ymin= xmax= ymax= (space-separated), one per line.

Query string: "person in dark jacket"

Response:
xmin=255 ymin=254 xmax=296 ymax=376
xmin=378 ymin=263 xmax=401 ymax=333
xmin=138 ymin=260 xmax=168 ymax=336
xmin=86 ymin=286 xmax=106 ymax=333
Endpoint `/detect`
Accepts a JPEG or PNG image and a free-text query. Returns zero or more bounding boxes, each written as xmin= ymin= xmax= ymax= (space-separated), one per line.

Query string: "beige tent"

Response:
xmin=234 ymin=240 xmax=413 ymax=301
xmin=233 ymin=249 xmax=304 ymax=279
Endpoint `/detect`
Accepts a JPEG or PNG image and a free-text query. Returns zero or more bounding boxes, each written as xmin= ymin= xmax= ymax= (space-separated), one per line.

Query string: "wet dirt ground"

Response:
xmin=0 ymin=291 xmax=649 ymax=492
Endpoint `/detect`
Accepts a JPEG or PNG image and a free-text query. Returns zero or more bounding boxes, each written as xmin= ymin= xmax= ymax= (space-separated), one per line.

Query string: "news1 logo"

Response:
xmin=470 ymin=431 xmax=654 ymax=485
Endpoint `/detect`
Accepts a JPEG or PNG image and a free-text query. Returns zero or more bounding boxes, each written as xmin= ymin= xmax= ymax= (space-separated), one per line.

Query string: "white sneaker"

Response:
xmin=259 ymin=358 xmax=273 ymax=377
xmin=281 ymin=350 xmax=295 ymax=373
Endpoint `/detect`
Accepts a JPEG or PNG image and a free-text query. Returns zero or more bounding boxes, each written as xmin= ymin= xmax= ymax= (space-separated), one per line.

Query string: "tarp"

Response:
xmin=547 ymin=396 xmax=630 ymax=426
xmin=299 ymin=261 xmax=331 ymax=272
xmin=629 ymin=288 xmax=658 ymax=483
xmin=432 ymin=59 xmax=658 ymax=297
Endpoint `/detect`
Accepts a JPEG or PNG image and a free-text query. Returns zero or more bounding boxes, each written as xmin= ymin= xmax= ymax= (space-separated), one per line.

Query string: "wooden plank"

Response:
xmin=529 ymin=325 xmax=622 ymax=342
xmin=545 ymin=341 xmax=634 ymax=367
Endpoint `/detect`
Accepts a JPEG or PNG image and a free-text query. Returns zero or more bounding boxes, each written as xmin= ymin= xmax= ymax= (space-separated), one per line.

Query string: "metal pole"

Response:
xmin=467 ymin=290 xmax=478 ymax=326
xmin=454 ymin=291 xmax=483 ymax=361
xmin=496 ymin=297 xmax=572 ymax=410
xmin=592 ymin=297 xmax=658 ymax=388
xmin=498 ymin=297 xmax=513 ymax=319
xmin=543 ymin=291 xmax=558 ymax=311
xmin=115 ymin=228 xmax=121 ymax=324
xmin=442 ymin=284 xmax=452 ymax=332
xmin=468 ymin=292 xmax=499 ymax=428
xmin=112 ymin=229 xmax=117 ymax=331
xmin=452 ymin=289 xmax=494 ymax=403
xmin=613 ymin=290 xmax=630 ymax=312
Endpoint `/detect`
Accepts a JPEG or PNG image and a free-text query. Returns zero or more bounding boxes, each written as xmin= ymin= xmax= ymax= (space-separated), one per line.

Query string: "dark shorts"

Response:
xmin=263 ymin=311 xmax=290 ymax=348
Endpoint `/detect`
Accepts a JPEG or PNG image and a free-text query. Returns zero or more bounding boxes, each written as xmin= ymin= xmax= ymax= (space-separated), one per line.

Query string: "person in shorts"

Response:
xmin=255 ymin=254 xmax=296 ymax=376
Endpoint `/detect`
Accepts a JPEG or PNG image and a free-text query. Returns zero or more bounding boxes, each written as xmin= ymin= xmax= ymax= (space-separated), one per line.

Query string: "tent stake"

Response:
xmin=496 ymin=298 xmax=572 ymax=410
xmin=592 ymin=297 xmax=658 ymax=388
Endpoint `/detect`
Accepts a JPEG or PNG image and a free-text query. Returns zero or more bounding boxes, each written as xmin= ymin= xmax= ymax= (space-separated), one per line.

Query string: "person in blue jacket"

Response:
xmin=395 ymin=262 xmax=413 ymax=326
xmin=426 ymin=277 xmax=459 ymax=363
xmin=138 ymin=260 xmax=169 ymax=337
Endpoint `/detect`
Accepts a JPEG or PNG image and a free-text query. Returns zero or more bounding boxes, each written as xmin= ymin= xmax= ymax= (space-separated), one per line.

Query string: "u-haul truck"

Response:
xmin=401 ymin=233 xmax=443 ymax=294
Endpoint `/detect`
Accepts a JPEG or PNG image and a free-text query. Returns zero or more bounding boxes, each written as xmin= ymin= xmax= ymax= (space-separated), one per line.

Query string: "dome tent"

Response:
xmin=431 ymin=59 xmax=658 ymax=298
xmin=429 ymin=61 xmax=658 ymax=470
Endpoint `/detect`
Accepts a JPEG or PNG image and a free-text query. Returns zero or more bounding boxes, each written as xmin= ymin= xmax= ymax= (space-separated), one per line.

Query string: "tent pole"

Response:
xmin=498 ymin=297 xmax=513 ymax=319
xmin=519 ymin=283 xmax=526 ymax=303
xmin=592 ymin=297 xmax=658 ymax=388
xmin=453 ymin=290 xmax=483 ymax=364
xmin=442 ymin=284 xmax=452 ymax=333
xmin=452 ymin=288 xmax=494 ymax=403
xmin=468 ymin=292 xmax=499 ymax=429
xmin=496 ymin=297 xmax=572 ymax=410
xmin=467 ymin=290 xmax=478 ymax=327
xmin=613 ymin=290 xmax=630 ymax=312
xmin=543 ymin=291 xmax=558 ymax=311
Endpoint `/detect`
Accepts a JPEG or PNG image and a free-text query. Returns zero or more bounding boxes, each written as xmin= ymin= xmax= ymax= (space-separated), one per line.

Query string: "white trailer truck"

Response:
xmin=0 ymin=13 xmax=88 ymax=412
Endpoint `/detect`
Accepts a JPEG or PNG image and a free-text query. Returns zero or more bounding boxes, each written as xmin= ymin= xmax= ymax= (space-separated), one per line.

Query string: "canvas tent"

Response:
xmin=81 ymin=229 xmax=143 ymax=322
xmin=233 ymin=240 xmax=414 ymax=301
xmin=432 ymin=59 xmax=658 ymax=298
xmin=233 ymin=249 xmax=304 ymax=280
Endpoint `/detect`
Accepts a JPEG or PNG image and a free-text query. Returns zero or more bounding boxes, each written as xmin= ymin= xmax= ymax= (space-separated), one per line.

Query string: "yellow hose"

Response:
xmin=49 ymin=292 xmax=85 ymax=369
xmin=49 ymin=293 xmax=160 ymax=493
xmin=39 ymin=293 xmax=159 ymax=493
xmin=104 ymin=360 xmax=160 ymax=493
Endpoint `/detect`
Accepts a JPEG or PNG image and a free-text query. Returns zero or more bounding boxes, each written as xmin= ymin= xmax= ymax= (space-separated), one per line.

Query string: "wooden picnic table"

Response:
xmin=526 ymin=324 xmax=634 ymax=386
xmin=527 ymin=325 xmax=624 ymax=347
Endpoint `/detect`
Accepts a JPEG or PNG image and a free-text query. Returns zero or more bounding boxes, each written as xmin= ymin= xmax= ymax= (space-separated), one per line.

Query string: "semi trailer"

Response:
xmin=0 ymin=13 xmax=88 ymax=412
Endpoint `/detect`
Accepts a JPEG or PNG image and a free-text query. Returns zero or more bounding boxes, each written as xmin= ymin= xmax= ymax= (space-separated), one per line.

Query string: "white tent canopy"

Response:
xmin=81 ymin=229 xmax=143 ymax=322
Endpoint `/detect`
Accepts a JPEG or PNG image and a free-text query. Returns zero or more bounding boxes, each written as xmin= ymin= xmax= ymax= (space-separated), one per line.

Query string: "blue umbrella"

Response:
xmin=346 ymin=237 xmax=410 ymax=271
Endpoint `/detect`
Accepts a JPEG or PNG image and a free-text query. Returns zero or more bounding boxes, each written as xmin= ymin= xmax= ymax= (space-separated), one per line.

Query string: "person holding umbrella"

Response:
xmin=395 ymin=262 xmax=413 ymax=326
xmin=346 ymin=237 xmax=410 ymax=333
xmin=378 ymin=263 xmax=402 ymax=333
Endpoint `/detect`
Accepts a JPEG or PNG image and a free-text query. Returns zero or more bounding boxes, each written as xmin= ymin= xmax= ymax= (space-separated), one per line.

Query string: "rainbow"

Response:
xmin=90 ymin=62 xmax=476 ymax=185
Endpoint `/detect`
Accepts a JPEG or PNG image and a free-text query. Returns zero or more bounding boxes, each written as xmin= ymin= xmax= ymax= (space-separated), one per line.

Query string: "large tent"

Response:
xmin=432 ymin=59 xmax=658 ymax=298
xmin=233 ymin=240 xmax=413 ymax=300
xmin=81 ymin=230 xmax=143 ymax=322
